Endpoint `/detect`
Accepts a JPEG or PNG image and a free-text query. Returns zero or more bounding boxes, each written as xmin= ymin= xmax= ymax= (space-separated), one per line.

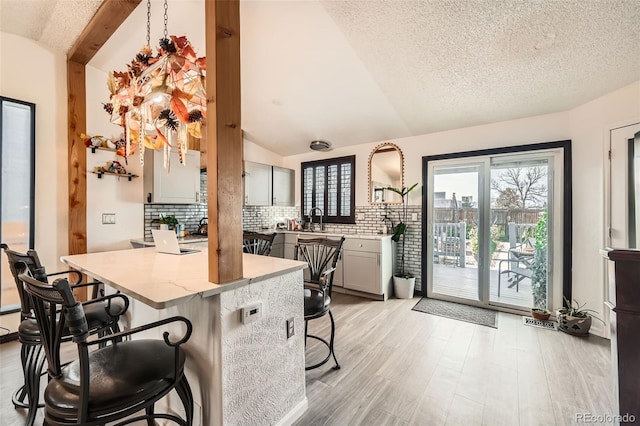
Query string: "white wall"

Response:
xmin=283 ymin=110 xmax=570 ymax=207
xmin=283 ymin=80 xmax=640 ymax=337
xmin=85 ymin=65 xmax=144 ymax=252
xmin=0 ymin=32 xmax=68 ymax=271
xmin=243 ymin=138 xmax=284 ymax=167
xmin=567 ymin=81 xmax=640 ymax=337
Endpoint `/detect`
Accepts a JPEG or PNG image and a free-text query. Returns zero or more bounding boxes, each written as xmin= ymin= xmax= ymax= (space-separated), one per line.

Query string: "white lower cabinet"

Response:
xmin=281 ymin=233 xmax=392 ymax=300
xmin=342 ymin=250 xmax=380 ymax=294
xmin=341 ymin=238 xmax=393 ymax=299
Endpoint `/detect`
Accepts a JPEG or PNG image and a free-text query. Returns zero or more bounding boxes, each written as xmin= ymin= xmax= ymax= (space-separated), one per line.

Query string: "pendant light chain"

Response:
xmin=163 ymin=0 xmax=168 ymax=39
xmin=146 ymin=0 xmax=151 ymax=47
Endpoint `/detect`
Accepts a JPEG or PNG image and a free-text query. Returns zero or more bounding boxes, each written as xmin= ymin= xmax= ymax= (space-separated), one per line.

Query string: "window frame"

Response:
xmin=1 ymin=96 xmax=36 ymax=314
xmin=301 ymin=155 xmax=356 ymax=224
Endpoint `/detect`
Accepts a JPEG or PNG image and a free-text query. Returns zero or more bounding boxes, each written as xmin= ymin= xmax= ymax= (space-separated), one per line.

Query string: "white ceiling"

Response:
xmin=2 ymin=0 xmax=639 ymax=156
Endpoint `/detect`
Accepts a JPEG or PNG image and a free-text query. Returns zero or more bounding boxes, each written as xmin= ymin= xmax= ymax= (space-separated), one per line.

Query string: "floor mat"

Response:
xmin=412 ymin=298 xmax=498 ymax=328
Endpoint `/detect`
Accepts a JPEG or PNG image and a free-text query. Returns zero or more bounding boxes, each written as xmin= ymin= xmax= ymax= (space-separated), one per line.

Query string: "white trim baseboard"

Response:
xmin=276 ymin=397 xmax=308 ymax=426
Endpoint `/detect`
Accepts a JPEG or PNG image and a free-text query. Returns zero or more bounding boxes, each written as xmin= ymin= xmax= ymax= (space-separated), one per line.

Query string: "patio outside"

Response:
xmin=430 ymin=163 xmax=549 ymax=311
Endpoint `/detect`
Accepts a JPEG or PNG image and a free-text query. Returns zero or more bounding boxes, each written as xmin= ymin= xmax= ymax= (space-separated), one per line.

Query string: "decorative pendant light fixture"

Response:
xmin=138 ymin=0 xmax=207 ymax=169
xmin=104 ymin=0 xmax=206 ymax=170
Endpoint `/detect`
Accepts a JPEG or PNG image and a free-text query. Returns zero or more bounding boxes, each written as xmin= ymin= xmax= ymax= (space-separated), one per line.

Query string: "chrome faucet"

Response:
xmin=308 ymin=207 xmax=323 ymax=232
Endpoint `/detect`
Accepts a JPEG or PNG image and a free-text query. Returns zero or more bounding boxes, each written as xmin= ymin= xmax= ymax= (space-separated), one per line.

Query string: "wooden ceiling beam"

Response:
xmin=68 ymin=0 xmax=142 ymax=65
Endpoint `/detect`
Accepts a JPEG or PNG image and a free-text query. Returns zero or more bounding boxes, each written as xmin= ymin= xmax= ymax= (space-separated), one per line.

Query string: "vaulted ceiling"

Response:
xmin=2 ymin=0 xmax=639 ymax=156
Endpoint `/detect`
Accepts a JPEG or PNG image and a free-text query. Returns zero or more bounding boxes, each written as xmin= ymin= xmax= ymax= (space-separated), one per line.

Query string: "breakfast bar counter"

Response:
xmin=61 ymin=248 xmax=308 ymax=426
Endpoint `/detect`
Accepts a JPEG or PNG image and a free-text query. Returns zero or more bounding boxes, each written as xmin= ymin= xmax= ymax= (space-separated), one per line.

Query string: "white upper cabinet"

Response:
xmin=244 ymin=161 xmax=272 ymax=206
xmin=244 ymin=161 xmax=295 ymax=206
xmin=272 ymin=166 xmax=295 ymax=206
xmin=144 ymin=148 xmax=201 ymax=204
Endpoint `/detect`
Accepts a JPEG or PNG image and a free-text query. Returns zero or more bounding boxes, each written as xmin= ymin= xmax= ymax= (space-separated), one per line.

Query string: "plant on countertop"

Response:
xmin=151 ymin=214 xmax=179 ymax=230
xmin=386 ymin=183 xmax=419 ymax=278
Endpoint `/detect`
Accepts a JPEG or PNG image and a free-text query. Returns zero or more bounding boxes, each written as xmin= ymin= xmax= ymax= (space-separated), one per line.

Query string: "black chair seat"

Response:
xmin=18 ymin=318 xmax=41 ymax=339
xmin=45 ymin=340 xmax=186 ymax=420
xmin=17 ymin=299 xmax=124 ymax=340
xmin=83 ymin=299 xmax=126 ymax=330
xmin=304 ymin=288 xmax=330 ymax=318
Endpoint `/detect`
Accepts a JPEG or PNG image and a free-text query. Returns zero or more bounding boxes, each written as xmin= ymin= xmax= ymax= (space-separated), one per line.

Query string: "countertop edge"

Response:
xmin=62 ymin=251 xmax=306 ymax=309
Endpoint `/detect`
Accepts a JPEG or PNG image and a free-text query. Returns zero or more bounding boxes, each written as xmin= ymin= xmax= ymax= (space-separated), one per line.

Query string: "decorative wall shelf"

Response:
xmin=91 ymin=171 xmax=138 ymax=181
xmin=87 ymin=146 xmax=117 ymax=154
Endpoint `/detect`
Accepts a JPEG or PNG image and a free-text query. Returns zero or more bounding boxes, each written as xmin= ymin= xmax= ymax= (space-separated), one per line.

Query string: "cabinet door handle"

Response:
xmin=196 ymin=192 xmax=200 ymax=203
xmin=377 ymin=253 xmax=380 ymax=266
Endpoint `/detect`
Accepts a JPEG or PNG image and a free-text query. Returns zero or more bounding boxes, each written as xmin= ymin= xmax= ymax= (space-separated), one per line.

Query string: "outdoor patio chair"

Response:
xmin=497 ymin=239 xmax=535 ymax=296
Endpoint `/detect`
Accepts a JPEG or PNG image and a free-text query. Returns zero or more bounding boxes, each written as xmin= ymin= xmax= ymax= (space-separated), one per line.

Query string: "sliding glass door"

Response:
xmin=425 ymin=145 xmax=566 ymax=313
xmin=430 ymin=161 xmax=482 ymax=302
xmin=1 ymin=97 xmax=36 ymax=312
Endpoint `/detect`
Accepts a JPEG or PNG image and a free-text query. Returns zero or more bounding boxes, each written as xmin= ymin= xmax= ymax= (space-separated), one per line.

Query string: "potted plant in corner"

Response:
xmin=557 ymin=297 xmax=602 ymax=336
xmin=386 ymin=183 xmax=419 ymax=299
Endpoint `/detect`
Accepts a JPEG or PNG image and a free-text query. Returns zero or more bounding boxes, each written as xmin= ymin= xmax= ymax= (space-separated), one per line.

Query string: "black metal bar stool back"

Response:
xmin=19 ymin=272 xmax=194 ymax=426
xmin=294 ymin=236 xmax=345 ymax=371
xmin=242 ymin=231 xmax=277 ymax=256
xmin=1 ymin=243 xmax=128 ymax=426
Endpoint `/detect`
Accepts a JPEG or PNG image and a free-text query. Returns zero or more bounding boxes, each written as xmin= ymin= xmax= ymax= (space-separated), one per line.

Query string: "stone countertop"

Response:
xmin=130 ymin=235 xmax=208 ymax=247
xmin=61 ymin=249 xmax=306 ymax=309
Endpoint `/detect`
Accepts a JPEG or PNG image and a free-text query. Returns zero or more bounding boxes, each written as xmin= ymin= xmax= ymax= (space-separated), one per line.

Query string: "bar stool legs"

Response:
xmin=304 ymin=309 xmax=340 ymax=371
xmin=13 ymin=337 xmax=45 ymax=426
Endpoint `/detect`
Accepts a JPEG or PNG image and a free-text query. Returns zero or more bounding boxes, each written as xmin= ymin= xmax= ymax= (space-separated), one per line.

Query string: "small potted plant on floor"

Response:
xmin=557 ymin=297 xmax=602 ymax=336
xmin=530 ymin=307 xmax=551 ymax=321
xmin=386 ymin=183 xmax=419 ymax=299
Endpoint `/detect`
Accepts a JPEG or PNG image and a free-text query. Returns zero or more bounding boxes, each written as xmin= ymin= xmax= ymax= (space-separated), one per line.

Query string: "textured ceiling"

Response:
xmin=0 ymin=0 xmax=102 ymax=53
xmin=1 ymin=0 xmax=639 ymax=156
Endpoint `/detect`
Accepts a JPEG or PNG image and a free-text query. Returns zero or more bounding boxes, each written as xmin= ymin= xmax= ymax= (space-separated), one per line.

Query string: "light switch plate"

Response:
xmin=102 ymin=213 xmax=116 ymax=224
xmin=411 ymin=213 xmax=418 ymax=221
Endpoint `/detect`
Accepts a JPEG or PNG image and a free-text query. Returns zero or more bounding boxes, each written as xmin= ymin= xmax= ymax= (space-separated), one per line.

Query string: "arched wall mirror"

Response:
xmin=368 ymin=142 xmax=404 ymax=204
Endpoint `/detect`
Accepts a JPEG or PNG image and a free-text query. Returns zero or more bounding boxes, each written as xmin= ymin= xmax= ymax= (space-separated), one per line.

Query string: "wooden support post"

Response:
xmin=67 ymin=0 xmax=142 ymax=300
xmin=205 ymin=0 xmax=243 ymax=283
xmin=67 ymin=60 xmax=87 ymax=257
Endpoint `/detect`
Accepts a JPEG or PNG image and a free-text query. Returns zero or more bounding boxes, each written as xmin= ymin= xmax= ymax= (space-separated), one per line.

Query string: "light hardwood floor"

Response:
xmin=297 ymin=294 xmax=613 ymax=426
xmin=0 ymin=294 xmax=613 ymax=426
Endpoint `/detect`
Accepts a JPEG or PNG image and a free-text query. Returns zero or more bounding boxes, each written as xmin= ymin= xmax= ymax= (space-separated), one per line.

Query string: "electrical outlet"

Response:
xmin=411 ymin=213 xmax=418 ymax=221
xmin=286 ymin=318 xmax=295 ymax=339
xmin=357 ymin=213 xmax=364 ymax=221
xmin=102 ymin=213 xmax=116 ymax=224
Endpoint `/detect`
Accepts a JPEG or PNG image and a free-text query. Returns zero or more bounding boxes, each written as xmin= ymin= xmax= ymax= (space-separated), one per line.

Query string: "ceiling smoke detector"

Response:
xmin=310 ymin=140 xmax=332 ymax=151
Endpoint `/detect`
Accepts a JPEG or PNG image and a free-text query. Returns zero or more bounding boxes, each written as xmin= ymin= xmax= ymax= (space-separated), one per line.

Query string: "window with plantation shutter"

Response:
xmin=301 ymin=155 xmax=355 ymax=224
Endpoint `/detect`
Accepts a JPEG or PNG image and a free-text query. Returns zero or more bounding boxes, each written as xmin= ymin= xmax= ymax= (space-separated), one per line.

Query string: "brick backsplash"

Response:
xmin=145 ymin=189 xmax=424 ymax=291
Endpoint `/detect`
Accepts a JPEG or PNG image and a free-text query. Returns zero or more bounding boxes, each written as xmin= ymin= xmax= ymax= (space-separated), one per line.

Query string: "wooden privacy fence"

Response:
xmin=433 ymin=208 xmax=545 ymax=240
